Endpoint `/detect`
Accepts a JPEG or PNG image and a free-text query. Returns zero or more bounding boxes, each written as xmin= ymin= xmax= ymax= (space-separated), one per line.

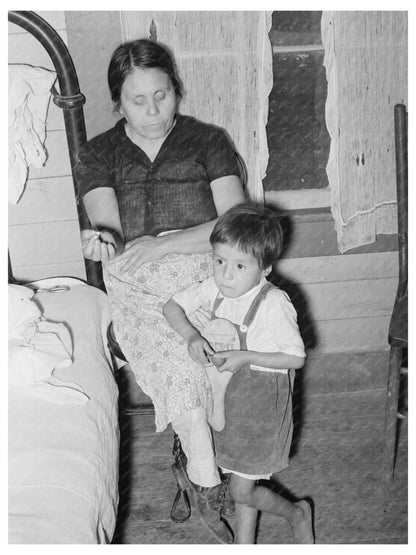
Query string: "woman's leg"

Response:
xmin=230 ymin=474 xmax=314 ymax=544
xmin=171 ymin=407 xmax=234 ymax=544
xmin=171 ymin=406 xmax=220 ymax=487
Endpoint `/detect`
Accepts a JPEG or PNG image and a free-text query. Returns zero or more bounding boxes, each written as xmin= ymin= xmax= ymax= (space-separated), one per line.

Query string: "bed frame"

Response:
xmin=8 ymin=10 xmax=103 ymax=290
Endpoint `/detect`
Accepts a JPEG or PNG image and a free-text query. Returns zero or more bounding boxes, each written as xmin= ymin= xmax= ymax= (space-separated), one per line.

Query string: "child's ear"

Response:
xmin=263 ymin=265 xmax=272 ymax=277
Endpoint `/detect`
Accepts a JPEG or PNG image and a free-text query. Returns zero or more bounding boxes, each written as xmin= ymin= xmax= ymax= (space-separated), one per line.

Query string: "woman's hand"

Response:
xmin=113 ymin=235 xmax=168 ymax=273
xmin=211 ymin=350 xmax=249 ymax=374
xmin=81 ymin=229 xmax=119 ymax=262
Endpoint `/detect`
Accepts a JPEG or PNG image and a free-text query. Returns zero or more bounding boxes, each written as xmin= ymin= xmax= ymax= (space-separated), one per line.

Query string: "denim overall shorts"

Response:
xmin=211 ymin=282 xmax=295 ymax=476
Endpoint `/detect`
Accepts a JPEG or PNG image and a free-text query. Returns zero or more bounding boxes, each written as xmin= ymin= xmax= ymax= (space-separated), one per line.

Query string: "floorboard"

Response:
xmin=112 ymin=389 xmax=408 ymax=544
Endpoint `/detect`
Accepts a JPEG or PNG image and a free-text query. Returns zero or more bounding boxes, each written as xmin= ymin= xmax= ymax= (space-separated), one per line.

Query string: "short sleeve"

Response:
xmin=205 ymin=128 xmax=240 ymax=182
xmin=266 ymin=290 xmax=305 ymax=358
xmin=172 ymin=277 xmax=217 ymax=316
xmin=74 ymin=140 xmax=115 ymax=200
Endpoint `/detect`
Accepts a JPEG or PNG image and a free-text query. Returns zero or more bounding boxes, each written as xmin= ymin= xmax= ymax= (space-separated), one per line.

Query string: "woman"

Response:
xmin=74 ymin=39 xmax=245 ymax=542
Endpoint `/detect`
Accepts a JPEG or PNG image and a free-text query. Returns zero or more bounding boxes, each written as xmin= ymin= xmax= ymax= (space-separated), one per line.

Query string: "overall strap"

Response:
xmin=211 ymin=291 xmax=224 ymax=317
xmin=241 ymin=281 xmax=275 ymax=330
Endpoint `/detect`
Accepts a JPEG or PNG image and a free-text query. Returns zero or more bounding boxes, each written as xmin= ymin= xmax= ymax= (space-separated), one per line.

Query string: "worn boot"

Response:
xmin=171 ymin=436 xmax=234 ymax=544
xmin=184 ymin=478 xmax=234 ymax=544
xmin=218 ymin=473 xmax=234 ymax=517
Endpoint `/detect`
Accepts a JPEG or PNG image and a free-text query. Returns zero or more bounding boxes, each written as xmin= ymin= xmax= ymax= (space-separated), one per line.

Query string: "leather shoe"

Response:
xmin=171 ymin=456 xmax=234 ymax=543
xmin=218 ymin=473 xmax=234 ymax=517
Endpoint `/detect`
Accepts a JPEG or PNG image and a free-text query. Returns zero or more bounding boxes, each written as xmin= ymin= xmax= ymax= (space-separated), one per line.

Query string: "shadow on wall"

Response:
xmin=268 ymin=209 xmax=318 ymax=458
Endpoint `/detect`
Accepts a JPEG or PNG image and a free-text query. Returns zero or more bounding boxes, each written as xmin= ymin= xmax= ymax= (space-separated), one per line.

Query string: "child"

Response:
xmin=163 ymin=203 xmax=314 ymax=544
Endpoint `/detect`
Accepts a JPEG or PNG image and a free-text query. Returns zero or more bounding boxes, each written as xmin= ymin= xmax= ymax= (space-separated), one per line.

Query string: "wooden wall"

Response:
xmin=8 ymin=11 xmax=86 ymax=282
xmin=273 ymin=210 xmax=398 ymax=393
xmin=8 ymin=11 xmax=399 ymax=395
xmin=64 ymin=11 xmax=122 ymax=140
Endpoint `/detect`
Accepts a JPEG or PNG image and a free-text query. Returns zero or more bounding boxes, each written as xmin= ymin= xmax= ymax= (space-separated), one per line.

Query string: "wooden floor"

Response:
xmin=111 ymin=387 xmax=408 ymax=544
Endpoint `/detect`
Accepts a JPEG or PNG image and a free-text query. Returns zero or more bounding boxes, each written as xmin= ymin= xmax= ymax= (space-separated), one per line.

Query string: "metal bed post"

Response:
xmin=8 ymin=10 xmax=103 ymax=289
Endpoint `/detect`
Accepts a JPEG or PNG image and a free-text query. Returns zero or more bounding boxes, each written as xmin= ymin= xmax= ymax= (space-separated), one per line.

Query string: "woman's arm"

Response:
xmin=116 ymin=174 xmax=245 ymax=272
xmin=81 ymin=188 xmax=125 ymax=261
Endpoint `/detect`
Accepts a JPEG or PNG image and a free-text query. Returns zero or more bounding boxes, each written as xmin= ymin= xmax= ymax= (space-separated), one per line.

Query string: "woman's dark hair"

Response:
xmin=210 ymin=203 xmax=284 ymax=269
xmin=108 ymin=38 xmax=182 ymax=109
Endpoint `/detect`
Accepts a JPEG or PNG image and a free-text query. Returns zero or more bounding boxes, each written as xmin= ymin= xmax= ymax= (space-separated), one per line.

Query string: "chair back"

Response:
xmin=394 ymin=104 xmax=408 ymax=300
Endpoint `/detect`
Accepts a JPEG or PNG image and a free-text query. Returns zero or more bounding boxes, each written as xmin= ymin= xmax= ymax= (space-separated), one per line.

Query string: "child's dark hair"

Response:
xmin=210 ymin=203 xmax=284 ymax=269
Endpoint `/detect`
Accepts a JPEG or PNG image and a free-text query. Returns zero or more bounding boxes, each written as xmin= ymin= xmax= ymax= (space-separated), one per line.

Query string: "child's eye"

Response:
xmin=215 ymin=258 xmax=223 ymax=265
xmin=155 ymin=91 xmax=166 ymax=100
xmin=237 ymin=264 xmax=245 ymax=270
xmin=134 ymin=97 xmax=145 ymax=106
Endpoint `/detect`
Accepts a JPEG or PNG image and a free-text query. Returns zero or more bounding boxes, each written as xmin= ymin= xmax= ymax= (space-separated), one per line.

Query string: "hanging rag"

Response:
xmin=8 ymin=64 xmax=56 ymax=204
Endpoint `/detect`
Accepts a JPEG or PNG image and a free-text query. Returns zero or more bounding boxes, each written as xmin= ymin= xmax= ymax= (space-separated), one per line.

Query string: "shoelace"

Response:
xmin=218 ymin=474 xmax=232 ymax=508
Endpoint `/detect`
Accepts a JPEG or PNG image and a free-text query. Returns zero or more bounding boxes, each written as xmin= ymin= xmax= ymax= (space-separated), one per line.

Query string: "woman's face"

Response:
xmin=119 ymin=67 xmax=177 ymax=142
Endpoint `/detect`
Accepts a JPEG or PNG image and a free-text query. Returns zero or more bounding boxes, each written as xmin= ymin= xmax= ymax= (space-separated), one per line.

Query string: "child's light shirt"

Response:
xmin=172 ymin=276 xmax=305 ymax=374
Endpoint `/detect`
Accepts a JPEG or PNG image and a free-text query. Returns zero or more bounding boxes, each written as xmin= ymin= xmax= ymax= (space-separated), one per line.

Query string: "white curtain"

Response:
xmin=322 ymin=11 xmax=407 ymax=253
xmin=121 ymin=11 xmax=273 ymax=201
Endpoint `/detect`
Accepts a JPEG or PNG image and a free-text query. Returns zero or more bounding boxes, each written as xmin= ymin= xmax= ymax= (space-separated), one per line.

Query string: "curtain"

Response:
xmin=322 ymin=11 xmax=407 ymax=253
xmin=120 ymin=11 xmax=273 ymax=202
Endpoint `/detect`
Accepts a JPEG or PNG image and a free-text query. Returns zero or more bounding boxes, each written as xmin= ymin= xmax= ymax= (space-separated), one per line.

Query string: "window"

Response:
xmin=264 ymin=12 xmax=330 ymax=207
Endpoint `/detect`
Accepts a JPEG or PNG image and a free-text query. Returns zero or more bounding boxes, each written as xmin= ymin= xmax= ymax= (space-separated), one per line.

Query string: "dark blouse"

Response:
xmin=74 ymin=114 xmax=240 ymax=242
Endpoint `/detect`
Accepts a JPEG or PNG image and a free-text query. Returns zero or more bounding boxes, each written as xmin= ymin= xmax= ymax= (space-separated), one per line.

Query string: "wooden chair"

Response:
xmin=381 ymin=103 xmax=408 ymax=482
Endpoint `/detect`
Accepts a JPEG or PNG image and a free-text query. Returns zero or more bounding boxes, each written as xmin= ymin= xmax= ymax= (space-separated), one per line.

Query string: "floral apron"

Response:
xmin=103 ymin=253 xmax=213 ymax=432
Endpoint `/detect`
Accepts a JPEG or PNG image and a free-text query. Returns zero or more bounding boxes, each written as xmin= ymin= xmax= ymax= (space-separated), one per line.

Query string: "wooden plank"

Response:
xmin=8 ymin=12 xmax=67 ymax=34
xmin=304 ymin=316 xmax=391 ymax=354
xmin=281 ymin=218 xmax=398 ymax=258
xmin=8 ymin=220 xmax=83 ymax=267
xmin=298 ymin=351 xmax=390 ymax=394
xmin=65 ymin=11 xmax=122 ymax=139
xmin=27 ymin=130 xmax=71 ymax=179
xmin=8 ymin=29 xmax=68 ymax=68
xmin=266 ymin=188 xmax=331 ymax=210
xmin=45 ymin=101 xmax=65 ymax=132
xmin=11 ymin=261 xmax=86 ymax=283
xmin=8 ymin=176 xmax=78 ymax=225
xmin=114 ymin=515 xmax=219 ymax=544
xmin=286 ymin=278 xmax=397 ymax=321
xmin=36 ymin=11 xmax=67 ymax=30
xmin=299 ymin=389 xmax=386 ymax=420
xmin=275 ymin=252 xmax=399 ymax=284
xmin=8 ymin=14 xmax=66 ymax=132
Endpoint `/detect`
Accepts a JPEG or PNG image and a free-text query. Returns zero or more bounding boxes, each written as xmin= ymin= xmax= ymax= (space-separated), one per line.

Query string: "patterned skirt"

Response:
xmin=103 ymin=253 xmax=213 ymax=432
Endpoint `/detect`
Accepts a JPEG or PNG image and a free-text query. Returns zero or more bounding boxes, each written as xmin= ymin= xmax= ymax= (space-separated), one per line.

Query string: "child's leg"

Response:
xmin=229 ymin=475 xmax=258 ymax=543
xmin=235 ymin=503 xmax=258 ymax=544
xmin=230 ymin=474 xmax=314 ymax=544
xmin=171 ymin=406 xmax=221 ymax=487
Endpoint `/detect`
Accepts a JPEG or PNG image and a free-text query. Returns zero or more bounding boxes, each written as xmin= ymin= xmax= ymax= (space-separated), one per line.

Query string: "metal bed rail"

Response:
xmin=8 ymin=10 xmax=103 ymax=288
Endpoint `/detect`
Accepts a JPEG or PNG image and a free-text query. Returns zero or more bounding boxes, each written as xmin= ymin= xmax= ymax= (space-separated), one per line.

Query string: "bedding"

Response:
xmin=8 ymin=278 xmax=119 ymax=544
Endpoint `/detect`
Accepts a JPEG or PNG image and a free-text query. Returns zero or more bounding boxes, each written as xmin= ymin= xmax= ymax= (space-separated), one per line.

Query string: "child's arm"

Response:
xmin=163 ymin=299 xmax=214 ymax=365
xmin=212 ymin=350 xmax=305 ymax=374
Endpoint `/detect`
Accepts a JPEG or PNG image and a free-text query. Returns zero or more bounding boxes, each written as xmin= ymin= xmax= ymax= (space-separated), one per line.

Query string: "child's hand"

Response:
xmin=211 ymin=350 xmax=249 ymax=374
xmin=188 ymin=335 xmax=214 ymax=366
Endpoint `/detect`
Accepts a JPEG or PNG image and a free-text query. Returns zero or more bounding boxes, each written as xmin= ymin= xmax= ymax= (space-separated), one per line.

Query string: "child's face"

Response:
xmin=212 ymin=243 xmax=271 ymax=298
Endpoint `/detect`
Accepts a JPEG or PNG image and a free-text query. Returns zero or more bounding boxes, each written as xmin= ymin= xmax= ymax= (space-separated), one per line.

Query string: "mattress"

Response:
xmin=8 ymin=279 xmax=119 ymax=543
